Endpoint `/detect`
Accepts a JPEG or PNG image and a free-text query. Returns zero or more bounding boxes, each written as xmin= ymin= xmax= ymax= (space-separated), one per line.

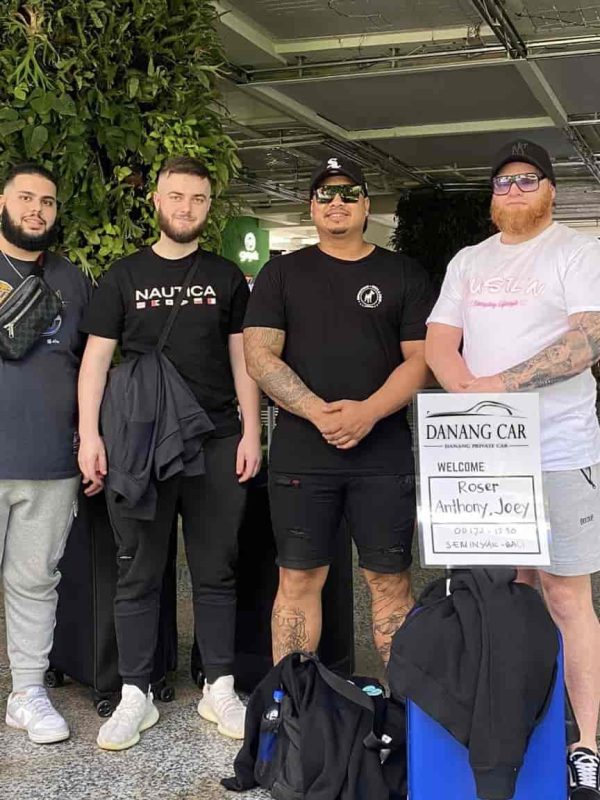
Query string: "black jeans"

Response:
xmin=106 ymin=435 xmax=247 ymax=691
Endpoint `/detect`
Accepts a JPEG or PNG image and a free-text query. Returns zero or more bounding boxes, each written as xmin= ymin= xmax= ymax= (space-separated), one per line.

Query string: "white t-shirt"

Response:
xmin=428 ymin=222 xmax=600 ymax=471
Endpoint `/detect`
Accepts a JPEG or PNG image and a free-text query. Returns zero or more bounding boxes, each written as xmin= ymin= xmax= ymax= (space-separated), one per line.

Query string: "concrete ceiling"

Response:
xmin=213 ymin=0 xmax=600 ymax=229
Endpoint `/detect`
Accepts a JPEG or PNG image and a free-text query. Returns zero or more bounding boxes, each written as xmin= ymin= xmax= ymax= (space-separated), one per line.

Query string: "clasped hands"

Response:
xmin=310 ymin=399 xmax=378 ymax=450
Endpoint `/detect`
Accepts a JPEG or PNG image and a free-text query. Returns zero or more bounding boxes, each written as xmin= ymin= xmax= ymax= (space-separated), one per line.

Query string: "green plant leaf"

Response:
xmin=0 ymin=119 xmax=26 ymax=137
xmin=0 ymin=0 xmax=238 ymax=276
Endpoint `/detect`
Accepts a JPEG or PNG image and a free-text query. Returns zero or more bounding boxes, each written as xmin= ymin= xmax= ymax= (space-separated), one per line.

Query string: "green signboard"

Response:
xmin=222 ymin=216 xmax=270 ymax=283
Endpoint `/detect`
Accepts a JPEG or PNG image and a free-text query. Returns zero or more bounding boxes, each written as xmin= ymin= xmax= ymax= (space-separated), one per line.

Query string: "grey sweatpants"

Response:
xmin=0 ymin=477 xmax=79 ymax=691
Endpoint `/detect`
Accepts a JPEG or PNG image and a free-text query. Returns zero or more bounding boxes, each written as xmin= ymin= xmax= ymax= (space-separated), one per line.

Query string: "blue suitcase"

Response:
xmin=407 ymin=634 xmax=567 ymax=799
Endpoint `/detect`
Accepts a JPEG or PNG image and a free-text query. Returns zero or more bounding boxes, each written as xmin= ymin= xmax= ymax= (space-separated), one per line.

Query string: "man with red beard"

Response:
xmin=78 ymin=156 xmax=261 ymax=750
xmin=426 ymin=139 xmax=600 ymax=799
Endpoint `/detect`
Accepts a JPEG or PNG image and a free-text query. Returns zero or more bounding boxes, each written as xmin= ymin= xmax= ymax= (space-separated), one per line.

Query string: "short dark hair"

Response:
xmin=158 ymin=156 xmax=210 ymax=183
xmin=3 ymin=162 xmax=57 ymax=190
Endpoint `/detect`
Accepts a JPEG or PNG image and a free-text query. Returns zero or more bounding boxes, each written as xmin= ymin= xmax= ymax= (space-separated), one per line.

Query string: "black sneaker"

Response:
xmin=569 ymin=748 xmax=600 ymax=798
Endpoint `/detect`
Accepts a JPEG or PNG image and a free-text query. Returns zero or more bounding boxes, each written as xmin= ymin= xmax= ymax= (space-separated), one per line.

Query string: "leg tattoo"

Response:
xmin=365 ymin=572 xmax=414 ymax=665
xmin=272 ymin=604 xmax=311 ymax=663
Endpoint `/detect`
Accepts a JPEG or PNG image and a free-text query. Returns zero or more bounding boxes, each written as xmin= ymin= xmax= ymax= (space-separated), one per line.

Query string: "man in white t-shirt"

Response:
xmin=426 ymin=139 xmax=600 ymax=799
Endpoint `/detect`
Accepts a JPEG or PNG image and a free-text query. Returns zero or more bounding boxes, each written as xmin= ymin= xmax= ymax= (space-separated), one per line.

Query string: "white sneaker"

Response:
xmin=197 ymin=675 xmax=246 ymax=740
xmin=6 ymin=686 xmax=70 ymax=744
xmin=97 ymin=684 xmax=159 ymax=751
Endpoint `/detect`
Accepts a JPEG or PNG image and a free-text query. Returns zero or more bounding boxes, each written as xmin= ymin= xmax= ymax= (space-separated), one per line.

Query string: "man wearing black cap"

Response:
xmin=426 ymin=139 xmax=600 ymax=798
xmin=243 ymin=155 xmax=434 ymax=666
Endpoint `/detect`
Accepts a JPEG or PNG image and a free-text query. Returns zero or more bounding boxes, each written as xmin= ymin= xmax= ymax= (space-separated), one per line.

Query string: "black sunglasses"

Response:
xmin=314 ymin=184 xmax=364 ymax=204
xmin=492 ymin=172 xmax=547 ymax=195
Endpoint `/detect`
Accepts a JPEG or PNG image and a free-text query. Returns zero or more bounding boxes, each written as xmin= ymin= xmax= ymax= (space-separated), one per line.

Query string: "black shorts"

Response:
xmin=269 ymin=472 xmax=416 ymax=574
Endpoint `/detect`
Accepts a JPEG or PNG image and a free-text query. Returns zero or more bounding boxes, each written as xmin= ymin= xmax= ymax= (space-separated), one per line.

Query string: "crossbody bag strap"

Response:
xmin=156 ymin=253 xmax=200 ymax=353
xmin=31 ymin=251 xmax=46 ymax=278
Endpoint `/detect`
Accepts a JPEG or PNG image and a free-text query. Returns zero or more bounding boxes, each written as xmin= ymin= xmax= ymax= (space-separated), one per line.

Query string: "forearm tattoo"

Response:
xmin=500 ymin=311 xmax=600 ymax=391
xmin=244 ymin=327 xmax=319 ymax=418
xmin=272 ymin=604 xmax=311 ymax=663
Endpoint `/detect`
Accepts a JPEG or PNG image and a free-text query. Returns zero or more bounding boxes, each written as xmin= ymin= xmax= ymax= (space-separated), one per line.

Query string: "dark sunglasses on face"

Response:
xmin=314 ymin=184 xmax=364 ymax=204
xmin=492 ymin=172 xmax=547 ymax=195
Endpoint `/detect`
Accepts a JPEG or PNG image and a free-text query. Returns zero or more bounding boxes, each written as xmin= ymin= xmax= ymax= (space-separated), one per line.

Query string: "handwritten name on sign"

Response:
xmin=415 ymin=394 xmax=550 ymax=567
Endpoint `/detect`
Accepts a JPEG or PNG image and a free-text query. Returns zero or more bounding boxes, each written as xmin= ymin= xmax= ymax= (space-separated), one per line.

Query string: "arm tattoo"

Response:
xmin=244 ymin=326 xmax=320 ymax=419
xmin=500 ymin=311 xmax=600 ymax=391
xmin=272 ymin=604 xmax=311 ymax=663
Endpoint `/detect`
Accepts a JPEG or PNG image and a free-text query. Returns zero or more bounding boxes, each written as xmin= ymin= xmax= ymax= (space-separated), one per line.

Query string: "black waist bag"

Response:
xmin=0 ymin=273 xmax=62 ymax=360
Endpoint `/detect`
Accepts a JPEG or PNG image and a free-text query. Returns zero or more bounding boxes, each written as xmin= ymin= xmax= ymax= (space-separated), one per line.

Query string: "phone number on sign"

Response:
xmin=453 ymin=526 xmax=518 ymax=536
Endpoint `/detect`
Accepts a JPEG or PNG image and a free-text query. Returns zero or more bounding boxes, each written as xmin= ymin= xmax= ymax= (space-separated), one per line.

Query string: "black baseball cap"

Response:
xmin=491 ymin=139 xmax=556 ymax=185
xmin=309 ymin=155 xmax=369 ymax=197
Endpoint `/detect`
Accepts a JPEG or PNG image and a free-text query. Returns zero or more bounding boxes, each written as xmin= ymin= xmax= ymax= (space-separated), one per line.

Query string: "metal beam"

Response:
xmin=274 ymin=26 xmax=494 ymax=55
xmin=468 ymin=1 xmax=600 ymax=186
xmin=562 ymin=127 xmax=600 ymax=184
xmin=468 ymin=0 xmax=527 ymax=58
xmin=514 ymin=61 xmax=566 ymax=126
xmin=233 ymin=83 xmax=436 ymax=186
xmin=238 ymin=84 xmax=352 ymax=141
xmin=211 ymin=1 xmax=287 ymax=65
xmin=236 ymin=135 xmax=325 ymax=151
xmin=236 ymin=36 xmax=600 ymax=87
xmin=348 ymin=116 xmax=553 ymax=141
xmin=237 ymin=174 xmax=305 ymax=203
xmin=513 ymin=61 xmax=600 ymax=184
xmin=245 ymin=47 xmax=508 ymax=85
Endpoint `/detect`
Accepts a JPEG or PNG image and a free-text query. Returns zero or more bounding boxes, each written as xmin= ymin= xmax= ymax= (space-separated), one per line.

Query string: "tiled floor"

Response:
xmin=1 ymin=544 xmax=599 ymax=799
xmin=0 ymin=542 xmax=390 ymax=800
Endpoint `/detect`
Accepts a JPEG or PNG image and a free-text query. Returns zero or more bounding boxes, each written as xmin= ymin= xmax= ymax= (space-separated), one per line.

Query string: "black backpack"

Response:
xmin=223 ymin=652 xmax=406 ymax=800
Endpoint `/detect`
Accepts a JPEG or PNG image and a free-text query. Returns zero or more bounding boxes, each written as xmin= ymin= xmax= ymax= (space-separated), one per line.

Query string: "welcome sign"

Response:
xmin=415 ymin=392 xmax=550 ymax=567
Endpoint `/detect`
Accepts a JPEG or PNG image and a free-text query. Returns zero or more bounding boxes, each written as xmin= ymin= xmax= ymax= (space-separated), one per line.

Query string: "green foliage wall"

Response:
xmin=391 ymin=188 xmax=493 ymax=286
xmin=0 ymin=1 xmax=240 ymax=277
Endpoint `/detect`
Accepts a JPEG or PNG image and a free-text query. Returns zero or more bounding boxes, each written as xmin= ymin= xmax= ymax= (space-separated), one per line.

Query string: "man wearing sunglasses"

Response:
xmin=426 ymin=139 xmax=600 ymax=799
xmin=243 ymin=156 xmax=433 ymax=667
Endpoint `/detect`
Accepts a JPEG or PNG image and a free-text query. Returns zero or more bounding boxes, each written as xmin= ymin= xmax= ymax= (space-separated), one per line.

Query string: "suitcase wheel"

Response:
xmin=44 ymin=669 xmax=65 ymax=689
xmin=192 ymin=669 xmax=205 ymax=690
xmin=95 ymin=698 xmax=114 ymax=718
xmin=158 ymin=685 xmax=175 ymax=703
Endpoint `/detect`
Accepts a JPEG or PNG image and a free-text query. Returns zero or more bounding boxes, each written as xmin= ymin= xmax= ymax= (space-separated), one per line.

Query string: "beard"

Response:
xmin=1 ymin=206 xmax=57 ymax=251
xmin=491 ymin=186 xmax=554 ymax=237
xmin=157 ymin=209 xmax=205 ymax=244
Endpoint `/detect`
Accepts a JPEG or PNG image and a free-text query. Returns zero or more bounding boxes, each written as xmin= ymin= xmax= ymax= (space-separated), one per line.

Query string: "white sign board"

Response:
xmin=415 ymin=392 xmax=550 ymax=567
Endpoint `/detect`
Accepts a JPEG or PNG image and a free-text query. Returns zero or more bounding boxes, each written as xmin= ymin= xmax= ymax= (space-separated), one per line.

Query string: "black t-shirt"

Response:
xmin=0 ymin=251 xmax=91 ymax=479
xmin=244 ymin=245 xmax=434 ymax=474
xmin=80 ymin=247 xmax=249 ymax=436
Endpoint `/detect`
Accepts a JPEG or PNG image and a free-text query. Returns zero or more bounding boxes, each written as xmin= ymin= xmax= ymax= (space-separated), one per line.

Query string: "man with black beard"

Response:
xmin=79 ymin=156 xmax=261 ymax=750
xmin=0 ymin=164 xmax=90 ymax=744
xmin=426 ymin=140 xmax=600 ymax=799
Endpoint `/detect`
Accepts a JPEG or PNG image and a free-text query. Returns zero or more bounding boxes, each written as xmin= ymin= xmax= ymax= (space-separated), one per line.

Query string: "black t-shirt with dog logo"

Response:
xmin=80 ymin=247 xmax=249 ymax=436
xmin=243 ymin=245 xmax=435 ymax=474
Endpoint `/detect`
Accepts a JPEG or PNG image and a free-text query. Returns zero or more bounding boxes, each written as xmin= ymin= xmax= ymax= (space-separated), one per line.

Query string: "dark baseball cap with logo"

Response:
xmin=491 ymin=139 xmax=556 ymax=185
xmin=310 ymin=155 xmax=369 ymax=197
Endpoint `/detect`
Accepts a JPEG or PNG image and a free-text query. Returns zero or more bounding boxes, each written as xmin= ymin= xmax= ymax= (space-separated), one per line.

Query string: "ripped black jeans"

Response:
xmin=106 ymin=435 xmax=247 ymax=692
xmin=268 ymin=472 xmax=415 ymax=573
